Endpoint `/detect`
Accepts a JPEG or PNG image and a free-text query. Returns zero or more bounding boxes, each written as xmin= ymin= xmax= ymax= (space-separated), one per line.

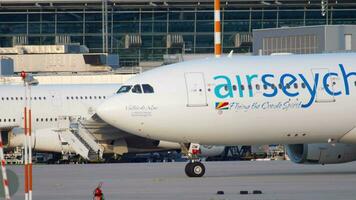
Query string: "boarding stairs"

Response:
xmin=56 ymin=116 xmax=104 ymax=161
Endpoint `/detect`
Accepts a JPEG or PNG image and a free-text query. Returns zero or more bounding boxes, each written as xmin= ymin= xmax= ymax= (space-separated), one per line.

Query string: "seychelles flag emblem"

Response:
xmin=215 ymin=102 xmax=229 ymax=110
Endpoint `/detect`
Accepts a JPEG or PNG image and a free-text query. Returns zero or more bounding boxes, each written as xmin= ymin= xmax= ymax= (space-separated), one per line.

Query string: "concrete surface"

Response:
xmin=7 ymin=161 xmax=356 ymax=200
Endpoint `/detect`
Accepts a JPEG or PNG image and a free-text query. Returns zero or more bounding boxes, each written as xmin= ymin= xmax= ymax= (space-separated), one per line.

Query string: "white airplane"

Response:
xmin=0 ymin=83 xmax=224 ymax=161
xmin=97 ymin=53 xmax=356 ymax=177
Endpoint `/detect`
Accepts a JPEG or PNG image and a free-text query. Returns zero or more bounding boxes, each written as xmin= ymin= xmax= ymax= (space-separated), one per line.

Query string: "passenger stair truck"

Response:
xmin=55 ymin=116 xmax=104 ymax=161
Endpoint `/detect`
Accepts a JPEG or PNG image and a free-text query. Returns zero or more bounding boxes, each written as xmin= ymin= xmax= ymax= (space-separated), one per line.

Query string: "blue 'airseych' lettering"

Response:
xmin=213 ymin=64 xmax=355 ymax=108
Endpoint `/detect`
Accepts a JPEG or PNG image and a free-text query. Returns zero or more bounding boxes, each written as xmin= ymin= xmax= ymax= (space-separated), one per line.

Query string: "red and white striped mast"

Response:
xmin=21 ymin=71 xmax=29 ymax=200
xmin=0 ymin=132 xmax=11 ymax=200
xmin=214 ymin=0 xmax=222 ymax=57
xmin=28 ymin=83 xmax=33 ymax=200
xmin=21 ymin=71 xmax=34 ymax=200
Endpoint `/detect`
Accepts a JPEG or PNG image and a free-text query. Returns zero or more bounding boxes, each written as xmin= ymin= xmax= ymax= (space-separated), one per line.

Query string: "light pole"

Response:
xmin=321 ymin=0 xmax=329 ymax=24
xmin=20 ymin=71 xmax=38 ymax=200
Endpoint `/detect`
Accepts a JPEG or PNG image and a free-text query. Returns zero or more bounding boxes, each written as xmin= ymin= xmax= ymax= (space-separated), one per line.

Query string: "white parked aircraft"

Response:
xmin=97 ymin=53 xmax=356 ymax=177
xmin=0 ymin=84 xmax=224 ymax=161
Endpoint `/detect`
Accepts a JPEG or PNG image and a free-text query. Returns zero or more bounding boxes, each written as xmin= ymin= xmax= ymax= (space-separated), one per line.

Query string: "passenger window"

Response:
xmin=301 ymin=83 xmax=306 ymax=89
xmin=224 ymin=85 xmax=228 ymax=91
xmin=294 ymin=83 xmax=298 ymax=89
xmin=132 ymin=84 xmax=142 ymax=94
xmin=256 ymin=84 xmax=260 ymax=90
xmin=232 ymin=85 xmax=237 ymax=91
xmin=278 ymin=84 xmax=282 ymax=89
xmin=117 ymin=85 xmax=132 ymax=94
xmin=240 ymin=85 xmax=245 ymax=91
xmin=248 ymin=85 xmax=252 ymax=90
xmin=142 ymin=84 xmax=154 ymax=93
xmin=263 ymin=85 xmax=268 ymax=90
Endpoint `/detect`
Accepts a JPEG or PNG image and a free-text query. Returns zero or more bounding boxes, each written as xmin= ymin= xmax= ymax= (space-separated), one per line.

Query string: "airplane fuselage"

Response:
xmin=0 ymin=84 xmax=119 ymax=130
xmin=98 ymin=53 xmax=356 ymax=145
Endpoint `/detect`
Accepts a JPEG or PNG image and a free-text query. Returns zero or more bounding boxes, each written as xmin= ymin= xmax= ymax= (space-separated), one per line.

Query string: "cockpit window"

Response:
xmin=142 ymin=84 xmax=154 ymax=93
xmin=131 ymin=84 xmax=142 ymax=93
xmin=117 ymin=85 xmax=132 ymax=94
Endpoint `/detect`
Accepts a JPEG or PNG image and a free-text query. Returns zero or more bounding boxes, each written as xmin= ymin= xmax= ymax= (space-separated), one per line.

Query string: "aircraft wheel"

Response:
xmin=185 ymin=162 xmax=205 ymax=177
xmin=185 ymin=162 xmax=193 ymax=176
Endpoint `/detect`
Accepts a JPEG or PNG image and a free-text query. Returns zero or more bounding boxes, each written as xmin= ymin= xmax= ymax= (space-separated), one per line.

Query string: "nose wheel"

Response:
xmin=185 ymin=162 xmax=205 ymax=177
xmin=180 ymin=143 xmax=206 ymax=177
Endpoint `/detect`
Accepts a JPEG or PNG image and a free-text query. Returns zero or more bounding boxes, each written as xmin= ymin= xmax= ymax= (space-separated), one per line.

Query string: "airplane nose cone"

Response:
xmin=97 ymin=96 xmax=122 ymax=126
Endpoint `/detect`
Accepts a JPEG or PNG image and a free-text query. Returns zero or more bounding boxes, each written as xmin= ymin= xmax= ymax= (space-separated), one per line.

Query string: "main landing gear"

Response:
xmin=180 ymin=143 xmax=206 ymax=177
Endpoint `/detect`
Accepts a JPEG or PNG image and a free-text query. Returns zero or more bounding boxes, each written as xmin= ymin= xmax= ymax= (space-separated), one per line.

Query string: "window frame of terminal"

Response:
xmin=116 ymin=84 xmax=154 ymax=94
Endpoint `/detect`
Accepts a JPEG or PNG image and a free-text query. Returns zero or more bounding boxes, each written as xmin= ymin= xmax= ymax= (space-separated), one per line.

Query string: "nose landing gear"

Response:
xmin=180 ymin=143 xmax=206 ymax=177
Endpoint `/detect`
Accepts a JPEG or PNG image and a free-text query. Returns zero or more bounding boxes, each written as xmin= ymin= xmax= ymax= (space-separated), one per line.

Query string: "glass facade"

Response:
xmin=0 ymin=2 xmax=356 ymax=66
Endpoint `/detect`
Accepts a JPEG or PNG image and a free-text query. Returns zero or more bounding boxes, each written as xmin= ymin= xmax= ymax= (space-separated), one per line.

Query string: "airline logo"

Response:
xmin=213 ymin=64 xmax=356 ymax=108
xmin=215 ymin=102 xmax=229 ymax=110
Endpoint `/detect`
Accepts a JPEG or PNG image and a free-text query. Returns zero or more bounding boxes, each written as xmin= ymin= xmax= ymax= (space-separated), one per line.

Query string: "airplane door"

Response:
xmin=184 ymin=72 xmax=208 ymax=107
xmin=311 ymin=68 xmax=336 ymax=103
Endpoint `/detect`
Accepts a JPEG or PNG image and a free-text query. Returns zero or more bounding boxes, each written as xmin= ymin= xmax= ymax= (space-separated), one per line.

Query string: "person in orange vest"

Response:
xmin=93 ymin=182 xmax=105 ymax=200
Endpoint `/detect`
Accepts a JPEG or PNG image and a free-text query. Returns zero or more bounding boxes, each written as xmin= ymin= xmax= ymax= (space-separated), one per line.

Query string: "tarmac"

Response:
xmin=7 ymin=160 xmax=356 ymax=200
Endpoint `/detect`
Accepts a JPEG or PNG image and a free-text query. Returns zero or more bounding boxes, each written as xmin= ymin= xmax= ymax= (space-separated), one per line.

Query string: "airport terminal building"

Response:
xmin=0 ymin=0 xmax=356 ymax=66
